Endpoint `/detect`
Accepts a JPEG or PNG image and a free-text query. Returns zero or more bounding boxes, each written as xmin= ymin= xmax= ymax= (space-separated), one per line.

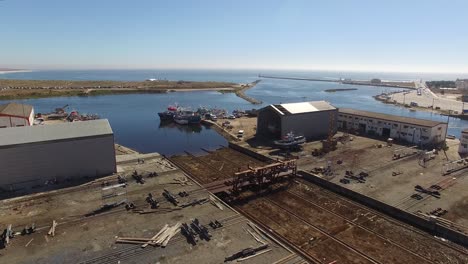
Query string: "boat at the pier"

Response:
xmin=174 ymin=111 xmax=201 ymax=125
xmin=158 ymin=111 xmax=176 ymax=121
xmin=274 ymin=132 xmax=306 ymax=149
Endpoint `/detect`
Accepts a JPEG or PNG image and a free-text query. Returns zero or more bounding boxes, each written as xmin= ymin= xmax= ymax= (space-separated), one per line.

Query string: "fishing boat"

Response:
xmin=274 ymin=132 xmax=306 ymax=149
xmin=158 ymin=111 xmax=176 ymax=121
xmin=158 ymin=104 xmax=180 ymax=121
xmin=174 ymin=111 xmax=201 ymax=125
xmin=174 ymin=115 xmax=189 ymax=125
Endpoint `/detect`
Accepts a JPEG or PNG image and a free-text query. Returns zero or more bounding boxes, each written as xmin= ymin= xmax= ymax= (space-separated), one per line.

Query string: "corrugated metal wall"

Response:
xmin=257 ymin=107 xmax=282 ymax=138
xmin=281 ymin=110 xmax=338 ymax=140
xmin=0 ymin=135 xmax=116 ymax=190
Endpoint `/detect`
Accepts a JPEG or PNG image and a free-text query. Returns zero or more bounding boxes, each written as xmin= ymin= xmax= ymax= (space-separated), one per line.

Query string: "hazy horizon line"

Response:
xmin=2 ymin=66 xmax=468 ymax=75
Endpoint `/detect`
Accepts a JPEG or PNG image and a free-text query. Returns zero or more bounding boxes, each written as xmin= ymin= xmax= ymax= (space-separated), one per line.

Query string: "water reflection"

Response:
xmin=158 ymin=120 xmax=203 ymax=134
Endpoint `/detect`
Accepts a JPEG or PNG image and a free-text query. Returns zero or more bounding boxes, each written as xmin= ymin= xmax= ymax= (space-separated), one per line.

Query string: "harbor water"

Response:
xmin=1 ymin=70 xmax=466 ymax=155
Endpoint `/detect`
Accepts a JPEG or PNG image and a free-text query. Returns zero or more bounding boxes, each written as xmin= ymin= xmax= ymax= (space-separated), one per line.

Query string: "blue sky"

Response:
xmin=1 ymin=0 xmax=467 ymax=73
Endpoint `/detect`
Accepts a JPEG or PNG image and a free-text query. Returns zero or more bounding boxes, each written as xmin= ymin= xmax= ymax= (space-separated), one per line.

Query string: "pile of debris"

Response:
xmin=310 ymin=167 xmax=332 ymax=177
xmin=181 ymin=218 xmax=212 ymax=245
xmin=225 ymin=222 xmax=271 ymax=262
xmin=2 ymin=220 xmax=54 ymax=249
xmin=414 ymin=185 xmax=441 ymax=198
xmin=340 ymin=171 xmax=369 ymax=184
xmin=428 ymin=208 xmax=448 ymax=217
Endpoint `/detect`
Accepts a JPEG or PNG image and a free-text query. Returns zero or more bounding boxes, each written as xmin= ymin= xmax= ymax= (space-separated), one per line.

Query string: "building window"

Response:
xmin=403 ymin=125 xmax=408 ymax=129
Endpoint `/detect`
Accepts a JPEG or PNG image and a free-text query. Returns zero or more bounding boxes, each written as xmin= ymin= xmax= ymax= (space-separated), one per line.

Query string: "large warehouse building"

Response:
xmin=0 ymin=119 xmax=116 ymax=192
xmin=0 ymin=102 xmax=34 ymax=128
xmin=338 ymin=108 xmax=448 ymax=146
xmin=257 ymin=101 xmax=338 ymax=140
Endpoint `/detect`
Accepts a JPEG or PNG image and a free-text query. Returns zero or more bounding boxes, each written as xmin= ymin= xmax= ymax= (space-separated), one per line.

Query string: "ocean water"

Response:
xmin=1 ymin=69 xmax=466 ymax=155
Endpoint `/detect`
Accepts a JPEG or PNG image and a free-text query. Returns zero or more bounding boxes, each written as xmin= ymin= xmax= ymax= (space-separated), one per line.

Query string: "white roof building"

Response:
xmin=257 ymin=101 xmax=338 ymax=139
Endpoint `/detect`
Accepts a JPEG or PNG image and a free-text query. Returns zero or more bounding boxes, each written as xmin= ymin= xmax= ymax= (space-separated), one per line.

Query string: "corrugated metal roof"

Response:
xmin=0 ymin=103 xmax=33 ymax=117
xmin=270 ymin=101 xmax=336 ymax=115
xmin=0 ymin=119 xmax=113 ymax=147
xmin=339 ymin=108 xmax=445 ymax=127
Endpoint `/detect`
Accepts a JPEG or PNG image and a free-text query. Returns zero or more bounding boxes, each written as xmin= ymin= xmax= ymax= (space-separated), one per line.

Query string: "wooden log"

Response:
xmin=47 ymin=220 xmax=57 ymax=237
xmin=247 ymin=222 xmax=267 ymax=242
xmin=142 ymin=224 xmax=168 ymax=248
xmin=25 ymin=238 xmax=34 ymax=247
xmin=161 ymin=223 xmax=181 ymax=247
xmin=116 ymin=240 xmax=156 ymax=245
xmin=247 ymin=229 xmax=265 ymax=244
xmin=115 ymin=237 xmax=154 ymax=241
xmin=155 ymin=223 xmax=179 ymax=246
xmin=210 ymin=195 xmax=224 ymax=210
xmin=6 ymin=224 xmax=12 ymax=245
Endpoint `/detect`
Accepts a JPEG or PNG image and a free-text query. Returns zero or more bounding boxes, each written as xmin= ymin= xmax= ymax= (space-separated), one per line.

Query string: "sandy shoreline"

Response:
xmin=0 ymin=79 xmax=263 ymax=104
xmin=0 ymin=70 xmax=32 ymax=74
xmin=374 ymin=88 xmax=467 ymax=117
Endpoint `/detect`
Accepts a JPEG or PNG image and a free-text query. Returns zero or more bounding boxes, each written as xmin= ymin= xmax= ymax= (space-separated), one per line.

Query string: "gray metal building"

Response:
xmin=0 ymin=119 xmax=116 ymax=191
xmin=257 ymin=101 xmax=338 ymax=140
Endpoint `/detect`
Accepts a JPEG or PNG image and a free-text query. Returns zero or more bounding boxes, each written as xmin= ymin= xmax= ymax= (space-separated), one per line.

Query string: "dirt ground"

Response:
xmin=170 ymin=147 xmax=468 ymax=263
xmin=204 ymin=114 xmax=468 ymax=231
xmin=231 ymin=124 xmax=468 ymax=229
xmin=0 ymin=152 xmax=295 ymax=264
xmin=208 ymin=116 xmax=258 ymax=142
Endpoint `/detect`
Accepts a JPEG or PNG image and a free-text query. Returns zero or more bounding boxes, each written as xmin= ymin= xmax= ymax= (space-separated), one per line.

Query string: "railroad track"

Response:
xmin=262 ymin=196 xmax=382 ymax=264
xmin=293 ymin=179 xmax=468 ymax=257
xmin=285 ymin=190 xmax=436 ymax=264
xmin=233 ymin=205 xmax=322 ymax=264
xmin=78 ymin=213 xmax=247 ymax=264
xmin=168 ymin=155 xmax=217 ymax=184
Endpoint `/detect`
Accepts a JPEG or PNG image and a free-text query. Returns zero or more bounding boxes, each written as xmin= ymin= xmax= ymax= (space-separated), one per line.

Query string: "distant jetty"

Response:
xmin=235 ymin=80 xmax=262 ymax=104
xmin=258 ymin=74 xmax=416 ymax=89
xmin=324 ymin=88 xmax=358 ymax=92
xmin=258 ymin=74 xmax=339 ymax=83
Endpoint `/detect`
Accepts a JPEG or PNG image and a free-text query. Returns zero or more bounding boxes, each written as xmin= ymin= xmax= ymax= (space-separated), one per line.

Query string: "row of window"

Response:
xmin=339 ymin=116 xmax=430 ymax=132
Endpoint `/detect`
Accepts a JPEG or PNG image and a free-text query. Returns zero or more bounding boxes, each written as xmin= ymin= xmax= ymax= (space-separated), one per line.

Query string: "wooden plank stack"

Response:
xmin=115 ymin=223 xmax=181 ymax=248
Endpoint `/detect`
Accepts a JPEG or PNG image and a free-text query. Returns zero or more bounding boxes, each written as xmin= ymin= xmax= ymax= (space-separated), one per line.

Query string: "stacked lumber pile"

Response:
xmin=115 ymin=223 xmax=181 ymax=248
